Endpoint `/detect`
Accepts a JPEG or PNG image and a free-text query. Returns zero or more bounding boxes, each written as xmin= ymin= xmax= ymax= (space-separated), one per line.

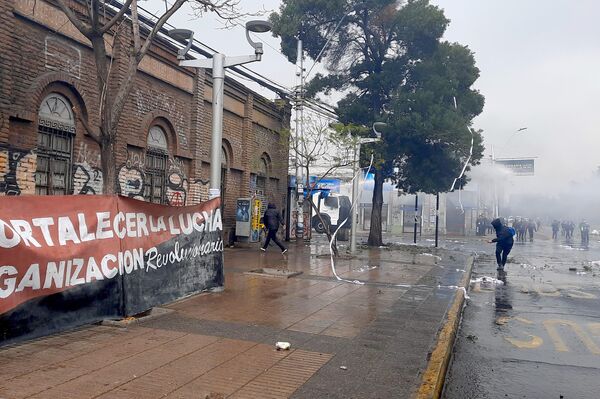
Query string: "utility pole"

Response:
xmin=491 ymin=144 xmax=499 ymax=218
xmin=294 ymin=38 xmax=305 ymax=241
xmin=435 ymin=192 xmax=440 ymax=247
xmin=413 ymin=194 xmax=419 ymax=244
xmin=350 ymin=141 xmax=360 ymax=253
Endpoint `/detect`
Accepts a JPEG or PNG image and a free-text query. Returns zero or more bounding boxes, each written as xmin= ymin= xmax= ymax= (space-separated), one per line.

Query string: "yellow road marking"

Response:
xmin=565 ymin=290 xmax=597 ymax=299
xmin=587 ymin=323 xmax=600 ymax=337
xmin=543 ymin=319 xmax=600 ymax=355
xmin=505 ymin=334 xmax=544 ymax=349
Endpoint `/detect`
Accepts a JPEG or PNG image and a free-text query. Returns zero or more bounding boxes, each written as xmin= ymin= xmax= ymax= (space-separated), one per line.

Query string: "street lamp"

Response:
xmin=490 ymin=127 xmax=529 ymax=217
xmin=350 ymin=122 xmax=384 ymax=254
xmin=168 ymin=20 xmax=272 ymax=199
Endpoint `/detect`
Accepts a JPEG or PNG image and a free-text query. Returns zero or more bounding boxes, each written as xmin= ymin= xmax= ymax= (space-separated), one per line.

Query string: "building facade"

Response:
xmin=0 ymin=0 xmax=290 ymax=241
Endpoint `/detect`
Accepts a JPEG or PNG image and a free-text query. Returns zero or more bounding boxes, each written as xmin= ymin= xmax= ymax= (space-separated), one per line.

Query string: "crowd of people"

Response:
xmin=477 ymin=215 xmax=540 ymax=242
xmin=551 ymin=219 xmax=590 ymax=244
xmin=477 ymin=214 xmax=592 ymax=246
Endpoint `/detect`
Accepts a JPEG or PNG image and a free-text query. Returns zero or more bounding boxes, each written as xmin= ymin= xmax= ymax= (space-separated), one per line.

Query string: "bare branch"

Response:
xmin=136 ymin=0 xmax=186 ymax=62
xmin=99 ymin=0 xmax=133 ymax=34
xmin=54 ymin=0 xmax=93 ymax=37
xmin=189 ymin=0 xmax=261 ymax=27
xmin=130 ymin=0 xmax=141 ymax=54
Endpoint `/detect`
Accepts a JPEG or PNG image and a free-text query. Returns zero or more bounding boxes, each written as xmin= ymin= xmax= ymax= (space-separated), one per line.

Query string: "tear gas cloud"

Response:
xmin=467 ymin=161 xmax=600 ymax=226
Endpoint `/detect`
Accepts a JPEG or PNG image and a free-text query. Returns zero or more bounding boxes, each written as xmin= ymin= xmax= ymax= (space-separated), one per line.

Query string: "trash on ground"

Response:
xmin=560 ymin=245 xmax=585 ymax=251
xmin=520 ymin=263 xmax=536 ymax=270
xmin=576 ymin=271 xmax=587 ymax=275
xmin=275 ymin=342 xmax=291 ymax=351
xmin=568 ymin=267 xmax=578 ymax=272
xmin=340 ymin=366 xmax=348 ymax=370
xmin=495 ymin=316 xmax=510 ymax=325
xmin=356 ymin=265 xmax=378 ymax=272
xmin=419 ymin=253 xmax=442 ymax=261
xmin=470 ymin=276 xmax=504 ymax=288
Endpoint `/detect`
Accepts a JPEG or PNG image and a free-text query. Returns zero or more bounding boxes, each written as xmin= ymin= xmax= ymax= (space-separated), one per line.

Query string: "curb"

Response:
xmin=100 ymin=307 xmax=174 ymax=328
xmin=415 ymin=255 xmax=474 ymax=399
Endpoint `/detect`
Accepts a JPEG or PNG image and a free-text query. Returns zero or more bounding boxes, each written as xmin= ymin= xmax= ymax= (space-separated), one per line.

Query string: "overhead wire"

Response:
xmin=107 ymin=0 xmax=295 ymax=98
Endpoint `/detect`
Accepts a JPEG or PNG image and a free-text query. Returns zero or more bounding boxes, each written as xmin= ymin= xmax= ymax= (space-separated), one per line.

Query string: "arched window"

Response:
xmin=35 ymin=93 xmax=76 ymax=195
xmin=144 ymin=125 xmax=168 ymax=203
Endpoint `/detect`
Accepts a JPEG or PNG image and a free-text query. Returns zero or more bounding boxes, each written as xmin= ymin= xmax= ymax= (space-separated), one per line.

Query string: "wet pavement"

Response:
xmin=0 ymin=236 xmax=471 ymax=398
xmin=443 ymin=232 xmax=600 ymax=398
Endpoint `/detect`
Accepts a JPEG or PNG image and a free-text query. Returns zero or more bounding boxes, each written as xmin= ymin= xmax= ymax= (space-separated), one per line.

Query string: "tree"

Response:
xmin=284 ymin=112 xmax=354 ymax=253
xmin=271 ymin=0 xmax=484 ymax=246
xmin=54 ymin=0 xmax=244 ymax=194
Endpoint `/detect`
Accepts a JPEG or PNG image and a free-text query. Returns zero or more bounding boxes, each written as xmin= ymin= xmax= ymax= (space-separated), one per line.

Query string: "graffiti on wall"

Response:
xmin=73 ymin=143 xmax=103 ymax=195
xmin=73 ymin=164 xmax=102 ymax=194
xmin=165 ymin=157 xmax=209 ymax=206
xmin=117 ymin=150 xmax=209 ymax=205
xmin=118 ymin=151 xmax=145 ymax=200
xmin=44 ymin=36 xmax=81 ymax=79
xmin=0 ymin=147 xmax=36 ymax=196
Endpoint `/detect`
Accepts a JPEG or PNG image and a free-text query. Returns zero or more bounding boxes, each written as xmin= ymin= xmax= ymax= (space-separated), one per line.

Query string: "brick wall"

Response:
xmin=0 ymin=0 xmax=291 ymax=236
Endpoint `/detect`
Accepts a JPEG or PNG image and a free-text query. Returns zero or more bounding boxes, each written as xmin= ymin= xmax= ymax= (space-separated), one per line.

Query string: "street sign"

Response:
xmin=496 ymin=158 xmax=535 ymax=176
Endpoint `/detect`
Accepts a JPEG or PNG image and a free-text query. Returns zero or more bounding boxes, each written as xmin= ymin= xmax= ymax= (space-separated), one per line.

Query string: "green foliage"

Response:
xmin=272 ymin=0 xmax=485 ymax=215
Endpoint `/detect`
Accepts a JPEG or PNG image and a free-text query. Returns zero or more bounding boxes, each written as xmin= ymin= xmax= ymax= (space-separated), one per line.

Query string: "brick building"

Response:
xmin=0 ymin=0 xmax=291 ymax=241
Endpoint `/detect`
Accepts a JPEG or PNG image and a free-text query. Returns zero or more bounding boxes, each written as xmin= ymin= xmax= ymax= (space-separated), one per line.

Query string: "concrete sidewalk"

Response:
xmin=0 ymin=239 xmax=472 ymax=399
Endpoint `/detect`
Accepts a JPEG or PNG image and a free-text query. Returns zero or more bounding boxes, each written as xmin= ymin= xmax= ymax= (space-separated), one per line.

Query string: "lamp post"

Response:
xmin=349 ymin=122 xmax=384 ymax=254
xmin=168 ymin=21 xmax=273 ymax=200
xmin=491 ymin=127 xmax=528 ymax=217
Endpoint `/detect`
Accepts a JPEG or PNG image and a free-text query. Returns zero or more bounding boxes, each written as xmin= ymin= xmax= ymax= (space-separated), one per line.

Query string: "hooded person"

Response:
xmin=261 ymin=203 xmax=287 ymax=254
xmin=489 ymin=218 xmax=514 ymax=271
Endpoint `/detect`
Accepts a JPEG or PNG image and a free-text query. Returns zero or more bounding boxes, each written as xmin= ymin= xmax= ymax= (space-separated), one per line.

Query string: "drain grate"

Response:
xmin=245 ymin=268 xmax=303 ymax=279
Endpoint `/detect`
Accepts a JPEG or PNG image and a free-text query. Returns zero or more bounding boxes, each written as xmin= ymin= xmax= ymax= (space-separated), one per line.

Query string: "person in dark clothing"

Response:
xmin=580 ymin=220 xmax=590 ymax=245
xmin=261 ymin=203 xmax=287 ymax=253
xmin=526 ymin=220 xmax=537 ymax=242
xmin=551 ymin=220 xmax=560 ymax=240
xmin=489 ymin=218 xmax=514 ymax=271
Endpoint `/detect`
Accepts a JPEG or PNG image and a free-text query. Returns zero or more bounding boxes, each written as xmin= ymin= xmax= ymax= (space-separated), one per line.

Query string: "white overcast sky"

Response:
xmin=146 ymin=0 xmax=600 ymax=194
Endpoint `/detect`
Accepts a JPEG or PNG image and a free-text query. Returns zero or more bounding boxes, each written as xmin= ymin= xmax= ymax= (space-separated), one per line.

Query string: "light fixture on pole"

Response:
xmin=350 ymin=122 xmax=385 ymax=254
xmin=168 ymin=20 xmax=272 ymax=200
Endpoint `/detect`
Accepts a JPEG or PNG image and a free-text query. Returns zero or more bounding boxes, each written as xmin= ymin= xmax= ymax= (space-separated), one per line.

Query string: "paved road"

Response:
xmin=443 ymin=233 xmax=600 ymax=398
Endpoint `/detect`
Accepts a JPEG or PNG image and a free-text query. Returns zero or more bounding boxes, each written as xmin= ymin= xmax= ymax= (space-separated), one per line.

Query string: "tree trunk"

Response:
xmin=367 ymin=168 xmax=384 ymax=246
xmin=100 ymin=130 xmax=117 ymax=195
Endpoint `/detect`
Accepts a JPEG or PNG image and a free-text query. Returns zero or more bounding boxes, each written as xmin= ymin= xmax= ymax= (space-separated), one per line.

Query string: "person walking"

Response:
xmin=580 ymin=220 xmax=590 ymax=246
xmin=551 ymin=219 xmax=560 ymax=240
xmin=489 ymin=218 xmax=514 ymax=272
xmin=261 ymin=203 xmax=287 ymax=254
xmin=526 ymin=220 xmax=537 ymax=242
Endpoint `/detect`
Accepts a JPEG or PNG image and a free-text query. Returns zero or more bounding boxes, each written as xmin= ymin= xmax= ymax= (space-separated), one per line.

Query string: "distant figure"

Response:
xmin=261 ymin=203 xmax=287 ymax=254
xmin=486 ymin=217 xmax=494 ymax=234
xmin=580 ymin=220 xmax=590 ymax=245
xmin=567 ymin=221 xmax=575 ymax=240
xmin=476 ymin=215 xmax=486 ymax=236
xmin=489 ymin=218 xmax=514 ymax=272
xmin=517 ymin=219 xmax=527 ymax=243
xmin=527 ymin=220 xmax=537 ymax=242
xmin=551 ymin=220 xmax=560 ymax=240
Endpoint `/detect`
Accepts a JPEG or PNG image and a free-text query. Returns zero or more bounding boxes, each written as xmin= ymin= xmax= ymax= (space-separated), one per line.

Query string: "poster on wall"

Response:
xmin=0 ymin=195 xmax=224 ymax=345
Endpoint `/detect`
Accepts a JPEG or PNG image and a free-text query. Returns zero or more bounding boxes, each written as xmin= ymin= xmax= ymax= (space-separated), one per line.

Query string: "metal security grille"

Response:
xmin=144 ymin=150 xmax=167 ymax=204
xmin=35 ymin=123 xmax=74 ymax=195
